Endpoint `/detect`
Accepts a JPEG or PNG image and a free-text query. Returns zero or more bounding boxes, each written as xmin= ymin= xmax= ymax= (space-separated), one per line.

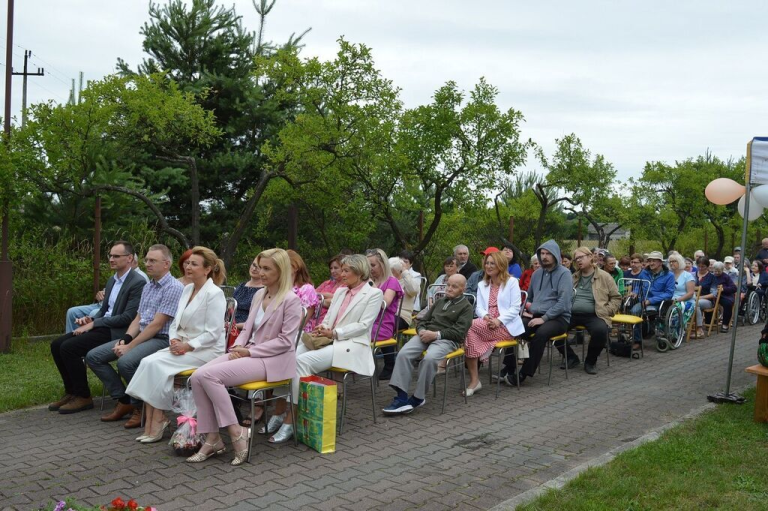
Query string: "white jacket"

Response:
xmin=321 ymin=284 xmax=383 ymax=376
xmin=475 ymin=277 xmax=525 ymax=337
xmin=169 ymin=278 xmax=227 ymax=359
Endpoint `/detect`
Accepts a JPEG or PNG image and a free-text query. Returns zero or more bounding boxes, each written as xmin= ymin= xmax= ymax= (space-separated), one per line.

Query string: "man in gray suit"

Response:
xmin=49 ymin=241 xmax=147 ymax=414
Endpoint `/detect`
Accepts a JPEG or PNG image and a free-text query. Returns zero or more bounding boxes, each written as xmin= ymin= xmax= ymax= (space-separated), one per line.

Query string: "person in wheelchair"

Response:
xmin=753 ymin=261 xmax=768 ymax=300
xmin=660 ymin=253 xmax=696 ymax=349
xmin=629 ymin=251 xmax=674 ymax=349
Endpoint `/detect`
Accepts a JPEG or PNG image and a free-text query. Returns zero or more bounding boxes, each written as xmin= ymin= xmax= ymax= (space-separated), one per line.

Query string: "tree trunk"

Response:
xmin=188 ymin=157 xmax=200 ymax=246
xmin=87 ymin=185 xmax=191 ymax=249
xmin=714 ymin=223 xmax=725 ymax=261
xmin=220 ymin=171 xmax=273 ymax=268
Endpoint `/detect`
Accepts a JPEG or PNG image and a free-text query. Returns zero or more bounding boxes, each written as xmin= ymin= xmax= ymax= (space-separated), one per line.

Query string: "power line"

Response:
xmin=28 ymin=79 xmax=67 ymax=103
xmin=14 ymin=44 xmax=72 ymax=84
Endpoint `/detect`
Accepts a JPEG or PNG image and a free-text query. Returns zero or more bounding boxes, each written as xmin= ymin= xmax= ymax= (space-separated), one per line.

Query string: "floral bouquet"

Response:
xmin=169 ymin=387 xmax=202 ymax=456
xmin=42 ymin=497 xmax=156 ymax=511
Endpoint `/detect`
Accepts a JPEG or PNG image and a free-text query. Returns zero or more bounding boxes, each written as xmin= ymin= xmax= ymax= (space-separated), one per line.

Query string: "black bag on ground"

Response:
xmin=609 ymin=340 xmax=633 ymax=358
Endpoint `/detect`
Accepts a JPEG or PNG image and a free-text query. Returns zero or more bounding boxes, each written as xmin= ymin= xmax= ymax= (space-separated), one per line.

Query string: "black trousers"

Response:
xmin=556 ymin=313 xmax=609 ymax=365
xmin=51 ymin=327 xmax=113 ymax=398
xmin=503 ymin=316 xmax=569 ymax=377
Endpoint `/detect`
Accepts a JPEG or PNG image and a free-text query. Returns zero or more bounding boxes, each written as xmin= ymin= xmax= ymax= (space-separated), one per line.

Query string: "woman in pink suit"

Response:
xmin=187 ymin=248 xmax=301 ymax=466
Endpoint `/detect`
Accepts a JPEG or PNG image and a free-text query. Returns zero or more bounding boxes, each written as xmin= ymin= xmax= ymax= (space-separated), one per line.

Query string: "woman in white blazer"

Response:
xmin=463 ymin=251 xmax=525 ymax=396
xmin=265 ymin=253 xmax=383 ymax=443
xmin=126 ymin=246 xmax=227 ymax=443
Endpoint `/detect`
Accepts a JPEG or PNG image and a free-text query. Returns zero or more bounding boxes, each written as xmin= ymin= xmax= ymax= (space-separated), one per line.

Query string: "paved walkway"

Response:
xmin=1 ymin=325 xmax=762 ymax=511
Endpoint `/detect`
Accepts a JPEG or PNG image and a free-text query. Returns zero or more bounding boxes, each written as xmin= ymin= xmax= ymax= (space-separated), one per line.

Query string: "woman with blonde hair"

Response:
xmin=266 ymin=254 xmax=383 ymax=443
xmin=366 ymin=248 xmax=403 ymax=381
xmin=187 ymin=248 xmax=301 ymax=466
xmin=126 ymin=246 xmax=227 ymax=443
xmin=463 ymin=251 xmax=525 ymax=396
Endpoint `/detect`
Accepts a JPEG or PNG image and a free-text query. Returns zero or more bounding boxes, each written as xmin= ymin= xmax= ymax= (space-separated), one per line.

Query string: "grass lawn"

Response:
xmin=519 ymin=388 xmax=768 ymax=511
xmin=0 ymin=338 xmax=104 ymax=413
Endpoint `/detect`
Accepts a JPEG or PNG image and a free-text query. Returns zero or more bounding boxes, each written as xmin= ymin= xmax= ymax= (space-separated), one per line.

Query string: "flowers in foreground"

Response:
xmin=42 ymin=497 xmax=156 ymax=511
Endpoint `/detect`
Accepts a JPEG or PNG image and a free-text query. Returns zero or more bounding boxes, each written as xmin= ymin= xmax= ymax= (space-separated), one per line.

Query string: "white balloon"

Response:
xmin=738 ymin=193 xmax=764 ymax=221
xmin=751 ymin=185 xmax=768 ymax=208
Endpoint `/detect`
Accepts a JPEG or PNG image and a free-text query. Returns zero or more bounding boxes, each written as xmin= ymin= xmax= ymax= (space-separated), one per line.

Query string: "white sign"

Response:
xmin=749 ymin=137 xmax=768 ymax=185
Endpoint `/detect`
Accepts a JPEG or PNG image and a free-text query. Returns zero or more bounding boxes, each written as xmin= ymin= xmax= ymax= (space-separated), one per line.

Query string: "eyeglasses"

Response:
xmin=573 ymin=255 xmax=588 ymax=263
xmin=144 ymin=258 xmax=166 ymax=265
xmin=108 ymin=253 xmax=130 ymax=259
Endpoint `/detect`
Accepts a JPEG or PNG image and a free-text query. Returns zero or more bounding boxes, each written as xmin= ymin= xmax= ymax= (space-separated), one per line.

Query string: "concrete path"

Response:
xmin=1 ymin=324 xmax=762 ymax=510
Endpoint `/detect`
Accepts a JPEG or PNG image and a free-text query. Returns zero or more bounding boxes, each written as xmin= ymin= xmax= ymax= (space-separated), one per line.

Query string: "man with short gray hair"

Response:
xmin=384 ymin=274 xmax=473 ymax=415
xmin=453 ymin=244 xmax=478 ymax=280
xmin=85 ymin=244 xmax=184 ymax=428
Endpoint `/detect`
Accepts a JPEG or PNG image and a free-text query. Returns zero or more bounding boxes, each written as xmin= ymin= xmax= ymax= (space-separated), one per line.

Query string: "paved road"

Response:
xmin=1 ymin=325 xmax=762 ymax=510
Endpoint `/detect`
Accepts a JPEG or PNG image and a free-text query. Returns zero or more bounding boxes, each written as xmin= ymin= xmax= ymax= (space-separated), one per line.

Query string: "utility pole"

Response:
xmin=12 ymin=50 xmax=44 ymax=128
xmin=1 ymin=0 xmax=15 ymax=353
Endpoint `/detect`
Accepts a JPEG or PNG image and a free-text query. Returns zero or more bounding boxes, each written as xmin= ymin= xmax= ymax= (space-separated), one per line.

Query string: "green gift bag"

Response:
xmin=297 ymin=375 xmax=337 ymax=453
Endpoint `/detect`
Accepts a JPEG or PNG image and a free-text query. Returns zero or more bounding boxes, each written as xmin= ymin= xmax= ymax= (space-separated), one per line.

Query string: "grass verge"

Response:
xmin=0 ymin=338 xmax=104 ymax=413
xmin=518 ymin=388 xmax=768 ymax=511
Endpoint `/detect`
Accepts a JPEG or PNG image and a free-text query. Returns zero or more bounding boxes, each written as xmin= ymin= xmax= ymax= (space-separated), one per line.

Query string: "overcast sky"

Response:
xmin=2 ymin=0 xmax=766 ymax=181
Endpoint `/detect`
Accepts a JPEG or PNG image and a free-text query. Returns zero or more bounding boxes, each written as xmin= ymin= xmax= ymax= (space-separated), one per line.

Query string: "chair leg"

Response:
xmin=495 ymin=348 xmax=503 ymax=399
xmin=247 ymin=397 xmax=255 ymax=463
xmin=547 ymin=341 xmax=554 ymax=386
xmin=100 ymin=386 xmax=106 ymax=412
xmin=289 ymin=387 xmax=298 ymax=447
xmin=369 ymin=373 xmax=377 ymax=426
xmin=338 ymin=375 xmax=348 ymax=436
xmin=564 ymin=338 xmax=569 ymax=380
xmin=441 ymin=359 xmax=449 ymax=414
xmin=488 ymin=351 xmax=494 ymax=385
xmin=461 ymin=358 xmax=467 ymax=405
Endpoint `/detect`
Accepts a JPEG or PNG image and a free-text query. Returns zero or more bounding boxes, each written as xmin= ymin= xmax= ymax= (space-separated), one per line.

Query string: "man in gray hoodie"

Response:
xmin=502 ymin=240 xmax=573 ymax=383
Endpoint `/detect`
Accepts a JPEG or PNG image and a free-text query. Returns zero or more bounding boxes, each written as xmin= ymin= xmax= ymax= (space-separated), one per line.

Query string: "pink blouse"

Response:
xmin=315 ymin=279 xmax=344 ymax=328
xmin=294 ymin=283 xmax=322 ymax=331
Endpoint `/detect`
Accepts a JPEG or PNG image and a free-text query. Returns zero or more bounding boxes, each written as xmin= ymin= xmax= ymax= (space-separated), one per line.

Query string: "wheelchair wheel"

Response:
xmin=656 ymin=338 xmax=671 ymax=352
xmin=664 ymin=304 xmax=685 ymax=350
xmin=760 ymin=295 xmax=768 ymax=322
xmin=747 ymin=292 xmax=761 ymax=325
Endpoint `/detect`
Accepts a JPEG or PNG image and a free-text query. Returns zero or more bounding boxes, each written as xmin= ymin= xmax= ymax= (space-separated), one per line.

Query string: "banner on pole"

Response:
xmin=747 ymin=137 xmax=768 ymax=185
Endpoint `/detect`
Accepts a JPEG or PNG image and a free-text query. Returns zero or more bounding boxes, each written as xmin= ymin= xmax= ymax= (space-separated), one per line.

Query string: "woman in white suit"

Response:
xmin=266 ymin=254 xmax=383 ymax=443
xmin=126 ymin=246 xmax=227 ymax=443
xmin=463 ymin=250 xmax=525 ymax=396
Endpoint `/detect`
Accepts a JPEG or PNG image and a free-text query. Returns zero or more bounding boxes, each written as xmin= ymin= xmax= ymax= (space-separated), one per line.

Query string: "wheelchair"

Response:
xmin=618 ymin=282 xmax=687 ymax=352
xmin=739 ymin=286 xmax=762 ymax=326
xmin=652 ymin=300 xmax=693 ymax=352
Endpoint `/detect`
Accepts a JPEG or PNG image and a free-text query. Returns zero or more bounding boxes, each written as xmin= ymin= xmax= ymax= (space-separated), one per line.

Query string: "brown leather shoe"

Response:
xmin=124 ymin=409 xmax=143 ymax=429
xmin=48 ymin=394 xmax=74 ymax=412
xmin=101 ymin=402 xmax=135 ymax=422
xmin=58 ymin=396 xmax=94 ymax=414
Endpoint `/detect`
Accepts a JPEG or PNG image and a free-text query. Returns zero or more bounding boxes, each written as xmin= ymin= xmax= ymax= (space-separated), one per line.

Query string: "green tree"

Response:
xmin=533 ymin=134 xmax=617 ymax=248
xmin=266 ymin=41 xmax=531 ymax=260
xmin=17 ymin=74 xmax=221 ymax=248
xmin=117 ymin=0 xmax=309 ymax=263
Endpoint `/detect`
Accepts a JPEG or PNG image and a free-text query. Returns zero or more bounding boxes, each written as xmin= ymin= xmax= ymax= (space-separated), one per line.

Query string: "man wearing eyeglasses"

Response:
xmin=49 ymin=241 xmax=147 ymax=415
xmin=64 ymin=250 xmax=148 ymax=332
xmin=85 ymin=244 xmax=184 ymax=427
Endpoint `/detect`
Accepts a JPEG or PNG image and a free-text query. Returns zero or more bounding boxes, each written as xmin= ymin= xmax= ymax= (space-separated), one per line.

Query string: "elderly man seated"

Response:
xmin=629 ymin=251 xmax=674 ymax=348
xmin=383 ymin=274 xmax=473 ymax=415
